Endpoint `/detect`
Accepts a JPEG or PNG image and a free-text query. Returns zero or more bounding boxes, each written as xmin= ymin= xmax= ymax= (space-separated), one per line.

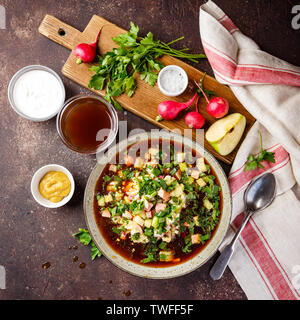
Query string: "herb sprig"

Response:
xmin=88 ymin=22 xmax=206 ymax=110
xmin=244 ymin=132 xmax=275 ymax=171
xmin=73 ymin=228 xmax=102 ymax=260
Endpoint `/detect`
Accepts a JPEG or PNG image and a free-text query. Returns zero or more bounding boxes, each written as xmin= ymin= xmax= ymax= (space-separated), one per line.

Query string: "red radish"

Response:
xmin=157 ymin=93 xmax=198 ymax=121
xmin=185 ymin=96 xmax=205 ymax=129
xmin=74 ymin=28 xmax=102 ymax=64
xmin=195 ymin=80 xmax=229 ymax=118
xmin=185 ymin=112 xmax=205 ymax=129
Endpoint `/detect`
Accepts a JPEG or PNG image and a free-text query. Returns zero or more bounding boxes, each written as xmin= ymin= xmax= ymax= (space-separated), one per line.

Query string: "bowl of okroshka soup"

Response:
xmin=84 ymin=131 xmax=231 ymax=278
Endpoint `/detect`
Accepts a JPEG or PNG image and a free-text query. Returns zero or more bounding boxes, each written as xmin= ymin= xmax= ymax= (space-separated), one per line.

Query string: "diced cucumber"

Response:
xmin=159 ymin=250 xmax=174 ymax=262
xmin=203 ymin=199 xmax=213 ymax=210
xmin=97 ymin=196 xmax=105 ymax=207
xmin=179 ymin=162 xmax=187 ymax=172
xmin=152 ymin=216 xmax=159 ymax=229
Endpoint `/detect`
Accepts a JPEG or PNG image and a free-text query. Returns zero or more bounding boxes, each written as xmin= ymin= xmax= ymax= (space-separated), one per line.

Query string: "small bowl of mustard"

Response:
xmin=31 ymin=164 xmax=75 ymax=208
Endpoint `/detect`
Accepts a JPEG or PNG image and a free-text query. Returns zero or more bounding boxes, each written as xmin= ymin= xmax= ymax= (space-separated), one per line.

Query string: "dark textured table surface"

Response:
xmin=0 ymin=0 xmax=299 ymax=300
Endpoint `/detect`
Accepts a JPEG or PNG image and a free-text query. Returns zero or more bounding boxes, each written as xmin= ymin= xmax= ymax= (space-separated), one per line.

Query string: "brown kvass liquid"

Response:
xmin=60 ymin=97 xmax=112 ymax=152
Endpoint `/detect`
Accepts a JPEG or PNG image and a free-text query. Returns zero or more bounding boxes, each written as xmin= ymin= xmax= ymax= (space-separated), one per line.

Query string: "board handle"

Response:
xmin=38 ymin=14 xmax=82 ymax=50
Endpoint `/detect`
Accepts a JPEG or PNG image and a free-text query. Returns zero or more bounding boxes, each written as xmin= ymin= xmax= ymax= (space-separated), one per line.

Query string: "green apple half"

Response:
xmin=206 ymin=113 xmax=246 ymax=156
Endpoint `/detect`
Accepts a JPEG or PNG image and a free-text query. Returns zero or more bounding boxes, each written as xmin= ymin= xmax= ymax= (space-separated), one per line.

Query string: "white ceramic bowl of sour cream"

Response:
xmin=8 ymin=65 xmax=66 ymax=121
xmin=157 ymin=65 xmax=188 ymax=97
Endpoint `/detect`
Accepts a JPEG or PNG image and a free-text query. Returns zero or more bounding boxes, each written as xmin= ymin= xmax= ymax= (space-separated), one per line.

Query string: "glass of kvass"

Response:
xmin=57 ymin=95 xmax=118 ymax=154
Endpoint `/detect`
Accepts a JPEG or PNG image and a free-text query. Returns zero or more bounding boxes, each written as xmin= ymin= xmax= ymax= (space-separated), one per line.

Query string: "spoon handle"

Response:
xmin=209 ymin=210 xmax=252 ymax=280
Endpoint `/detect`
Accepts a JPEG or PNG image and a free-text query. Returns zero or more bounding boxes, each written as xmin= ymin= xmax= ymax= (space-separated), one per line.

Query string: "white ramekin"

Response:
xmin=157 ymin=65 xmax=188 ymax=97
xmin=8 ymin=65 xmax=66 ymax=122
xmin=31 ymin=164 xmax=75 ymax=208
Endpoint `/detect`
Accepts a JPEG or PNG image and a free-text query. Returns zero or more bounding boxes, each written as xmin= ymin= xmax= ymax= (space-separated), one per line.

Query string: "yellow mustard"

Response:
xmin=39 ymin=171 xmax=71 ymax=203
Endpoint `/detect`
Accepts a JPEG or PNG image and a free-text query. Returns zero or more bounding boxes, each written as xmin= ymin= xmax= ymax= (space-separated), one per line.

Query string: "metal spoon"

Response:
xmin=210 ymin=172 xmax=276 ymax=280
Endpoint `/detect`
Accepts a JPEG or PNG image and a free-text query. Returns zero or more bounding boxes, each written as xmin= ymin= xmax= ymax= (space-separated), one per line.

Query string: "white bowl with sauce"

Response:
xmin=31 ymin=164 xmax=75 ymax=208
xmin=157 ymin=65 xmax=188 ymax=97
xmin=8 ymin=65 xmax=66 ymax=121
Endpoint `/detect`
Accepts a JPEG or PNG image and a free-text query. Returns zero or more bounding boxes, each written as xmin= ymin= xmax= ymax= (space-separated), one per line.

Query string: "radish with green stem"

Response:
xmin=194 ymin=80 xmax=229 ymax=119
xmin=185 ymin=96 xmax=206 ymax=129
xmin=157 ymin=93 xmax=198 ymax=121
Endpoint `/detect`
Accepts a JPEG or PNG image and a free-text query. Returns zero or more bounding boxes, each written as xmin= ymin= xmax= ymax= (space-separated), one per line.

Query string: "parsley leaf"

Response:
xmin=73 ymin=228 xmax=102 ymax=260
xmin=244 ymin=132 xmax=276 ymax=171
xmin=90 ymin=242 xmax=102 ymax=260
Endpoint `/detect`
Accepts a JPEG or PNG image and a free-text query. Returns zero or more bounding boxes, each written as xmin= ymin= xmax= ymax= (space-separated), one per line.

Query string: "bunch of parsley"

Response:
xmin=88 ymin=22 xmax=206 ymax=110
xmin=244 ymin=132 xmax=275 ymax=171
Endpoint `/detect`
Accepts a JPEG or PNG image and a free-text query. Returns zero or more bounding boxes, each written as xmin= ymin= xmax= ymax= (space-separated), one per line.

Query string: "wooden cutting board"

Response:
xmin=38 ymin=14 xmax=255 ymax=164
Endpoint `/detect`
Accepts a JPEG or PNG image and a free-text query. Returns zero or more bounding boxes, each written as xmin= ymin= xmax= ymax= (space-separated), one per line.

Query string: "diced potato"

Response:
xmin=114 ymin=192 xmax=123 ymax=201
xmin=124 ymin=155 xmax=134 ymax=166
xmin=144 ymin=219 xmax=152 ymax=228
xmin=109 ymin=164 xmax=117 ymax=172
xmin=130 ymin=221 xmax=143 ymax=234
xmin=191 ymin=234 xmax=201 ymax=244
xmin=104 ymin=194 xmax=113 ymax=203
xmin=159 ymin=250 xmax=175 ymax=262
xmin=132 ymin=233 xmax=149 ymax=244
xmin=124 ymin=196 xmax=131 ymax=204
xmin=196 ymin=157 xmax=207 ymax=173
xmin=133 ymin=215 xmax=145 ymax=227
xmin=134 ymin=157 xmax=144 ymax=169
xmin=203 ymin=199 xmax=213 ymax=210
xmin=164 ymin=175 xmax=175 ymax=186
xmin=191 ymin=170 xmax=200 ymax=179
xmin=144 ymin=152 xmax=151 ymax=161
xmin=97 ymin=196 xmax=105 ymax=207
xmin=112 ymin=216 xmax=121 ymax=223
xmin=158 ymin=188 xmax=170 ymax=201
xmin=102 ymin=208 xmax=111 ymax=218
xmin=196 ymin=178 xmax=206 ymax=188
xmin=155 ymin=202 xmax=166 ymax=213
xmin=176 ymin=152 xmax=185 ymax=163
xmin=145 ymin=211 xmax=153 ymax=218
xmin=193 ymin=216 xmax=200 ymax=227
xmin=137 ymin=210 xmax=146 ymax=219
xmin=124 ymin=220 xmax=134 ymax=230
xmin=170 ymin=183 xmax=184 ymax=197
xmin=123 ymin=210 xmax=133 ymax=220
xmin=107 ymin=181 xmax=118 ymax=192
xmin=162 ymin=233 xmax=172 ymax=243
xmin=144 ymin=200 xmax=153 ymax=211
xmin=149 ymin=148 xmax=159 ymax=157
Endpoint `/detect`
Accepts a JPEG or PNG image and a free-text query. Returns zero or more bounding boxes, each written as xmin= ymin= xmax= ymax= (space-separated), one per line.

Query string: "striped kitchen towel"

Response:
xmin=199 ymin=1 xmax=300 ymax=299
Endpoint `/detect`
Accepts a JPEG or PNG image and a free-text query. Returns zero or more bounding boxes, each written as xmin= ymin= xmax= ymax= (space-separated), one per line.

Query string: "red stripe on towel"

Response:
xmin=232 ymin=214 xmax=297 ymax=300
xmin=203 ymin=45 xmax=300 ymax=86
xmin=251 ymin=218 xmax=300 ymax=298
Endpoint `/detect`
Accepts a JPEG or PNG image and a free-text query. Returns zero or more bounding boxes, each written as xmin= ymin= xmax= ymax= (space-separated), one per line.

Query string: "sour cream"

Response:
xmin=9 ymin=66 xmax=65 ymax=121
xmin=158 ymin=65 xmax=188 ymax=97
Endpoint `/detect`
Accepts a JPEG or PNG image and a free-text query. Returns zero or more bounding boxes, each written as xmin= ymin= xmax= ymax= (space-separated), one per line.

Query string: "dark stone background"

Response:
xmin=0 ymin=0 xmax=299 ymax=300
